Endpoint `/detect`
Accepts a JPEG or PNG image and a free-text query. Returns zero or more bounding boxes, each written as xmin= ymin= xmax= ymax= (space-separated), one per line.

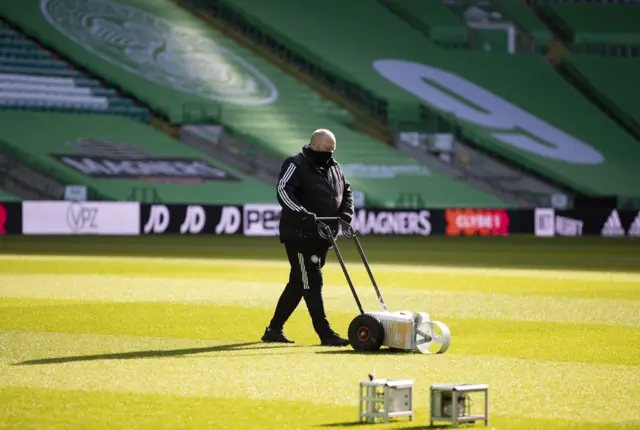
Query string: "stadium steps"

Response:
xmin=0 ymin=148 xmax=69 ymax=200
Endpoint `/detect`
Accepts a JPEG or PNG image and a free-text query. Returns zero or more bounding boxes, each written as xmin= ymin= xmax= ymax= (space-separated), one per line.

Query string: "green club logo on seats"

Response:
xmin=41 ymin=0 xmax=278 ymax=105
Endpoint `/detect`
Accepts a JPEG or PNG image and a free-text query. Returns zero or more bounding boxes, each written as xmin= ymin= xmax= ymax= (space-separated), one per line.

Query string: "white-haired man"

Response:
xmin=261 ymin=129 xmax=354 ymax=347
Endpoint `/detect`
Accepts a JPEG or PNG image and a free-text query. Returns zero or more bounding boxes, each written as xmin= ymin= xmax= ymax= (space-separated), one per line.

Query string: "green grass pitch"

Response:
xmin=1 ymin=235 xmax=639 ymax=429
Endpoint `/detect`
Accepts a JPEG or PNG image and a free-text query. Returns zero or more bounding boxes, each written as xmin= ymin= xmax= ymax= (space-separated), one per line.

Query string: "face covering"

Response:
xmin=308 ymin=148 xmax=333 ymax=166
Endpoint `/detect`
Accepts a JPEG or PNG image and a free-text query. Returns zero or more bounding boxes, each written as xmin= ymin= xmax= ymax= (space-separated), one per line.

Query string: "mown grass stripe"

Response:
xmin=2 ymin=275 xmax=639 ymax=327
xmin=2 ymin=234 xmax=640 ymax=277
xmin=1 ymin=300 xmax=638 ymax=366
xmin=1 ymin=332 xmax=639 ymax=424
xmin=1 ymin=257 xmax=639 ymax=301
xmin=3 ymin=254 xmax=640 ymax=281
xmin=2 ymin=386 xmax=637 ymax=429
xmin=2 ymin=241 xmax=639 ymax=428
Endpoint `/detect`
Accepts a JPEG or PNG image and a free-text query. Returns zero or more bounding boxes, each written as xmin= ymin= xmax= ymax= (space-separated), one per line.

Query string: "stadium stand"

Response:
xmin=0 ymin=0 xmax=510 ymax=208
xmin=0 ymin=21 xmax=150 ymax=122
xmin=538 ymin=3 xmax=640 ymax=56
xmin=489 ymin=0 xmax=553 ymax=53
xmin=380 ymin=0 xmax=471 ymax=49
xmin=436 ymin=0 xmax=552 ymax=54
xmin=529 ymin=0 xmax=639 ymax=3
xmin=0 ymin=188 xmax=20 ymax=201
xmin=0 ymin=110 xmax=276 ymax=204
xmin=558 ymin=54 xmax=640 ymax=139
xmin=196 ymin=0 xmax=640 ymax=201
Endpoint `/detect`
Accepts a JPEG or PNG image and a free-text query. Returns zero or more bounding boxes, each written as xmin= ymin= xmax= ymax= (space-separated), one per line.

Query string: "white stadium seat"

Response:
xmin=0 ymin=91 xmax=108 ymax=108
xmin=0 ymin=73 xmax=108 ymax=109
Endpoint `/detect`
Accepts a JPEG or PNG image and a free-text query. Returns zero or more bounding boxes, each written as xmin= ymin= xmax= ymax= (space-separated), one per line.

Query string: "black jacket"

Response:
xmin=277 ymin=145 xmax=354 ymax=243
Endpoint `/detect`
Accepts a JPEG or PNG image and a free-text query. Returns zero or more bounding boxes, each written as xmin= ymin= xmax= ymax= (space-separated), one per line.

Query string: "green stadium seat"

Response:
xmin=490 ymin=0 xmax=552 ymax=53
xmin=539 ymin=4 xmax=640 ymax=52
xmin=0 ymin=47 xmax=51 ymax=59
xmin=0 ymin=110 xmax=272 ymax=204
xmin=73 ymin=78 xmax=103 ymax=88
xmin=0 ymin=40 xmax=36 ymax=50
xmin=0 ymin=34 xmax=20 ymax=42
xmin=90 ymin=87 xmax=118 ymax=97
xmin=380 ymin=0 xmax=470 ymax=48
xmin=0 ymin=30 xmax=20 ymax=39
xmin=105 ymin=98 xmax=134 ymax=107
xmin=530 ymin=0 xmax=637 ymax=7
xmin=0 ymin=0 xmax=509 ymax=207
xmin=0 ymin=101 xmax=141 ymax=119
xmin=0 ymin=65 xmax=80 ymax=77
xmin=559 ymin=54 xmax=640 ymax=138
xmin=183 ymin=0 xmax=640 ymax=200
xmin=0 ymin=30 xmax=151 ymax=122
xmin=576 ymin=43 xmax=640 ymax=58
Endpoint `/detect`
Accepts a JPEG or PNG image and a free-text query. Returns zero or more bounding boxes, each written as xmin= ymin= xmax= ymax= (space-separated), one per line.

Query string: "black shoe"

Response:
xmin=261 ymin=327 xmax=295 ymax=344
xmin=320 ymin=332 xmax=350 ymax=347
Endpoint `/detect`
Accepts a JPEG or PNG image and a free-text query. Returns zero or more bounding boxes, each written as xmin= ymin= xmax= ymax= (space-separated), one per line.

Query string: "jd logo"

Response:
xmin=41 ymin=0 xmax=278 ymax=106
xmin=373 ymin=59 xmax=604 ymax=165
xmin=215 ymin=206 xmax=241 ymax=234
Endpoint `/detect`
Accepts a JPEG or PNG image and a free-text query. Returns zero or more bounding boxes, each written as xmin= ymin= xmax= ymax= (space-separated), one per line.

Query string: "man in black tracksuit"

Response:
xmin=261 ymin=129 xmax=354 ymax=347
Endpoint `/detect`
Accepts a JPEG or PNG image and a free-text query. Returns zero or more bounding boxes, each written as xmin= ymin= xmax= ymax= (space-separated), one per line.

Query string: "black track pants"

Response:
xmin=268 ymin=240 xmax=333 ymax=338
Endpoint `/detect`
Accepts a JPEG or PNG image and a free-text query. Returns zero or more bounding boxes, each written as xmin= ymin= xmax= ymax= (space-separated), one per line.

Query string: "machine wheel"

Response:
xmin=348 ymin=314 xmax=385 ymax=352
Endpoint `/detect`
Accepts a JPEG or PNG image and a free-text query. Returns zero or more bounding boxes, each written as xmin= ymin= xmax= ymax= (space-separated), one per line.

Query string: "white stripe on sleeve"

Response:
xmin=278 ymin=163 xmax=302 ymax=212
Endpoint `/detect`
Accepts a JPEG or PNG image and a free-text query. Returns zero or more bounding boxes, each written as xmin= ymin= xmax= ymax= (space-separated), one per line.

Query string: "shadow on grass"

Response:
xmin=315 ymin=348 xmax=410 ymax=356
xmin=408 ymin=426 xmax=453 ymax=430
xmin=317 ymin=422 xmax=451 ymax=428
xmin=13 ymin=341 xmax=304 ymax=366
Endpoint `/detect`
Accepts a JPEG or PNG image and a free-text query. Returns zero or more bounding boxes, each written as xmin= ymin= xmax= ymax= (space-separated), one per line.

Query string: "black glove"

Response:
xmin=301 ymin=212 xmax=317 ymax=228
xmin=339 ymin=211 xmax=352 ymax=225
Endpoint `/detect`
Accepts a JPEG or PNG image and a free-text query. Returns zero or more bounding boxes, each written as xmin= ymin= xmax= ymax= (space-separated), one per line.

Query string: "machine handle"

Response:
xmin=315 ymin=216 xmax=388 ymax=313
xmin=316 ymin=217 xmax=358 ymax=239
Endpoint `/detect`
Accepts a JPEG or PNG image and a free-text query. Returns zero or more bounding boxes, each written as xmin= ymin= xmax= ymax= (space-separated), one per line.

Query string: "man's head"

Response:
xmin=309 ymin=129 xmax=336 ymax=153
